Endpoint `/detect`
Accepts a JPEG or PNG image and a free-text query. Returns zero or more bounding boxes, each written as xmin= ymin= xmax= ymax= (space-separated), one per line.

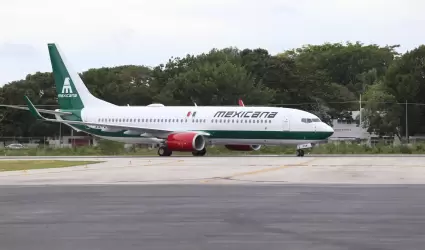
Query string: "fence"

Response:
xmin=0 ymin=136 xmax=95 ymax=149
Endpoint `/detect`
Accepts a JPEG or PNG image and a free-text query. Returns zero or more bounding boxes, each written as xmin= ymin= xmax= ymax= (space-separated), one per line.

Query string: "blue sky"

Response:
xmin=0 ymin=0 xmax=424 ymax=85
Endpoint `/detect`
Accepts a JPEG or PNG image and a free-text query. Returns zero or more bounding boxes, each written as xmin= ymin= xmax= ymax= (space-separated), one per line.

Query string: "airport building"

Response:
xmin=329 ymin=110 xmax=369 ymax=141
xmin=328 ymin=110 xmax=397 ymax=146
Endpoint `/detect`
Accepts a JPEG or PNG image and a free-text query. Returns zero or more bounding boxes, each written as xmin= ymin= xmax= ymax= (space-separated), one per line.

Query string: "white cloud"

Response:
xmin=0 ymin=0 xmax=424 ymax=84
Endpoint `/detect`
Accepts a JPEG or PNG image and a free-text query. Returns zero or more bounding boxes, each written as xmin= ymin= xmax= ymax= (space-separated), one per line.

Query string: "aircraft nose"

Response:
xmin=322 ymin=122 xmax=334 ymax=136
xmin=326 ymin=123 xmax=334 ymax=135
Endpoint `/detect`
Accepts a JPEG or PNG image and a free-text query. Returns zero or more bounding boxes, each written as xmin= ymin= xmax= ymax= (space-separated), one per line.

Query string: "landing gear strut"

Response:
xmin=158 ymin=146 xmax=172 ymax=156
xmin=296 ymin=143 xmax=312 ymax=157
xmin=192 ymin=147 xmax=207 ymax=156
xmin=296 ymin=149 xmax=305 ymax=157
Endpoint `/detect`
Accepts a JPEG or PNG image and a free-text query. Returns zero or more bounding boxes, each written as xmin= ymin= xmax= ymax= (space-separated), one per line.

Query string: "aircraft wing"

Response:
xmin=0 ymin=104 xmax=73 ymax=116
xmin=23 ymin=96 xmax=210 ymax=138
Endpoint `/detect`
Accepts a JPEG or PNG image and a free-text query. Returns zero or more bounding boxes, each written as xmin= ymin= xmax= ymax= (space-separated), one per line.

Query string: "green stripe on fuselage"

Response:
xmin=205 ymin=130 xmax=332 ymax=140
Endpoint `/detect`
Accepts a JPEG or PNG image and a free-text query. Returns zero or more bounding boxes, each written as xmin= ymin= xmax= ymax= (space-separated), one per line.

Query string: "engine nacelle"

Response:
xmin=224 ymin=144 xmax=262 ymax=151
xmin=166 ymin=132 xmax=205 ymax=151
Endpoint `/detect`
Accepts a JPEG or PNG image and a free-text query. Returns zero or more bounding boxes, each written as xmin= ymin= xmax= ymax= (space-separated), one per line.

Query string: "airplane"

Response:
xmin=1 ymin=43 xmax=334 ymax=157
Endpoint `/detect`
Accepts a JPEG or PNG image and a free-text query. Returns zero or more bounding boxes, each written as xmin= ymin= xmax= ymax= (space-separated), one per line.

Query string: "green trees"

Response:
xmin=0 ymin=41 xmax=423 ymax=139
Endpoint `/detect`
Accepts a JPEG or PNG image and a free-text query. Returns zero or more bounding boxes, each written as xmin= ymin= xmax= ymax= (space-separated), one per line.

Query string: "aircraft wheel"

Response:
xmin=192 ymin=148 xmax=206 ymax=156
xmin=158 ymin=146 xmax=172 ymax=156
xmin=296 ymin=149 xmax=304 ymax=157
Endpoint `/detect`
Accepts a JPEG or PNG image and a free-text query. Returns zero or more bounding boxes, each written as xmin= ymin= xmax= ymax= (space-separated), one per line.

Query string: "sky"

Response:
xmin=0 ymin=0 xmax=424 ymax=85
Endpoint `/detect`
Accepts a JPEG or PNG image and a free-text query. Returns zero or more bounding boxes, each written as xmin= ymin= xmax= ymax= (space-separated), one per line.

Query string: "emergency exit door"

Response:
xmin=282 ymin=117 xmax=290 ymax=131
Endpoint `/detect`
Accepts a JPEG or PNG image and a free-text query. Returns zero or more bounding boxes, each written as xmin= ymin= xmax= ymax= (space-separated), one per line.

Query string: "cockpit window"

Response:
xmin=301 ymin=118 xmax=321 ymax=123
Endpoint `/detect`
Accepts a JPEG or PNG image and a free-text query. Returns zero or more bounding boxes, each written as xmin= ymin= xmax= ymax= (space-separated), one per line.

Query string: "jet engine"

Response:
xmin=224 ymin=144 xmax=262 ymax=151
xmin=166 ymin=132 xmax=205 ymax=151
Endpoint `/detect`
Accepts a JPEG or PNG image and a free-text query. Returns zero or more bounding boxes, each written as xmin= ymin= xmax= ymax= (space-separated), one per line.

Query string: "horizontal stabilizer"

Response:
xmin=0 ymin=104 xmax=72 ymax=116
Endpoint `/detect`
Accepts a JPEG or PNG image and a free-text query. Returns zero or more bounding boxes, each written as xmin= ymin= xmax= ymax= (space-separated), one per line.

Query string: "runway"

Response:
xmin=1 ymin=156 xmax=425 ymax=249
xmin=1 ymin=155 xmax=425 ymax=185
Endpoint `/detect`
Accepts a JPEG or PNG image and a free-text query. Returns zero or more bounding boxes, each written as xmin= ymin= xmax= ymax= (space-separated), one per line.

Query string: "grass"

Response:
xmin=0 ymin=160 xmax=102 ymax=172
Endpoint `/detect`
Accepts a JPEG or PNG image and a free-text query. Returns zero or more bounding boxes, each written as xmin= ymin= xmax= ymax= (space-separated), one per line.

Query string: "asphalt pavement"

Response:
xmin=1 ymin=184 xmax=425 ymax=250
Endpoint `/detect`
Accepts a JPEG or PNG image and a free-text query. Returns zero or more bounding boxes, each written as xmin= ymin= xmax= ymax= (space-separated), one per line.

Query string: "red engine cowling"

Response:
xmin=166 ymin=132 xmax=205 ymax=152
xmin=224 ymin=144 xmax=262 ymax=151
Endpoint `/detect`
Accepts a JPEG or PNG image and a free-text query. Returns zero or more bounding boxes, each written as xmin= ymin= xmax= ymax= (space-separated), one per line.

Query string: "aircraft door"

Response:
xmin=282 ymin=117 xmax=290 ymax=131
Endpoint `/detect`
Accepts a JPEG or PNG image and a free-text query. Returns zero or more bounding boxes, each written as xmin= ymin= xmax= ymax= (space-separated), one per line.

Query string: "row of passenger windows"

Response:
xmin=301 ymin=118 xmax=321 ymax=123
xmin=97 ymin=118 xmax=273 ymax=124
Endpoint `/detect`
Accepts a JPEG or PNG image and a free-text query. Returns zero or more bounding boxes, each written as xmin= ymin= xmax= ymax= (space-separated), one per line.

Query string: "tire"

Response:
xmin=192 ymin=148 xmax=206 ymax=156
xmin=158 ymin=146 xmax=171 ymax=156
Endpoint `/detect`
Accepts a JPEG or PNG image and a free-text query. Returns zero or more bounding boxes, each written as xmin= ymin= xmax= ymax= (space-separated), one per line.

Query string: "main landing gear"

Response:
xmin=157 ymin=146 xmax=207 ymax=156
xmin=158 ymin=146 xmax=172 ymax=156
xmin=192 ymin=148 xmax=207 ymax=156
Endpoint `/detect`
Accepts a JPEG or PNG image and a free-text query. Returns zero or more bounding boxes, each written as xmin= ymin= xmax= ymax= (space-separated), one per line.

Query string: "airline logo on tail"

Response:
xmin=58 ymin=77 xmax=78 ymax=98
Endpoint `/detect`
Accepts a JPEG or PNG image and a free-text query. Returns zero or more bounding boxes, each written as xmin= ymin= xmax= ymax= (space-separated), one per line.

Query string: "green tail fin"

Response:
xmin=47 ymin=43 xmax=115 ymax=110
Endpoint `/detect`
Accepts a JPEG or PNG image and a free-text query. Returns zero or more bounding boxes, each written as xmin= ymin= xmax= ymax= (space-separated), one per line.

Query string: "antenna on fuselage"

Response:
xmin=190 ymin=97 xmax=197 ymax=107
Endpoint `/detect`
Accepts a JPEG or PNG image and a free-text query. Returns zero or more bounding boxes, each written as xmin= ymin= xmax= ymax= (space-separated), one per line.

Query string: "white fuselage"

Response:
xmin=70 ymin=105 xmax=334 ymax=146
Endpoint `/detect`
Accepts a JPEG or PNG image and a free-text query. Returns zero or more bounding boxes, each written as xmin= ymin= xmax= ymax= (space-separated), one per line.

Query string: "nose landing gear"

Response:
xmin=296 ymin=143 xmax=312 ymax=157
xmin=296 ymin=149 xmax=305 ymax=157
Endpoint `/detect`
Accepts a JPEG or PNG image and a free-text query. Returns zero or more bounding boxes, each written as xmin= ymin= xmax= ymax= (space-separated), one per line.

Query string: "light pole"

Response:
xmin=406 ymin=100 xmax=409 ymax=143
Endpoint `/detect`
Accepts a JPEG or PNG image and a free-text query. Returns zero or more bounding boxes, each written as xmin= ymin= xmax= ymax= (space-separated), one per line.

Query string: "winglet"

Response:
xmin=24 ymin=96 xmax=45 ymax=120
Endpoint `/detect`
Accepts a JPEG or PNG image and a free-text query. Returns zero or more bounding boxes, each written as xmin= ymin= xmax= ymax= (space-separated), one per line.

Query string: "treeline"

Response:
xmin=0 ymin=41 xmax=424 ymax=139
